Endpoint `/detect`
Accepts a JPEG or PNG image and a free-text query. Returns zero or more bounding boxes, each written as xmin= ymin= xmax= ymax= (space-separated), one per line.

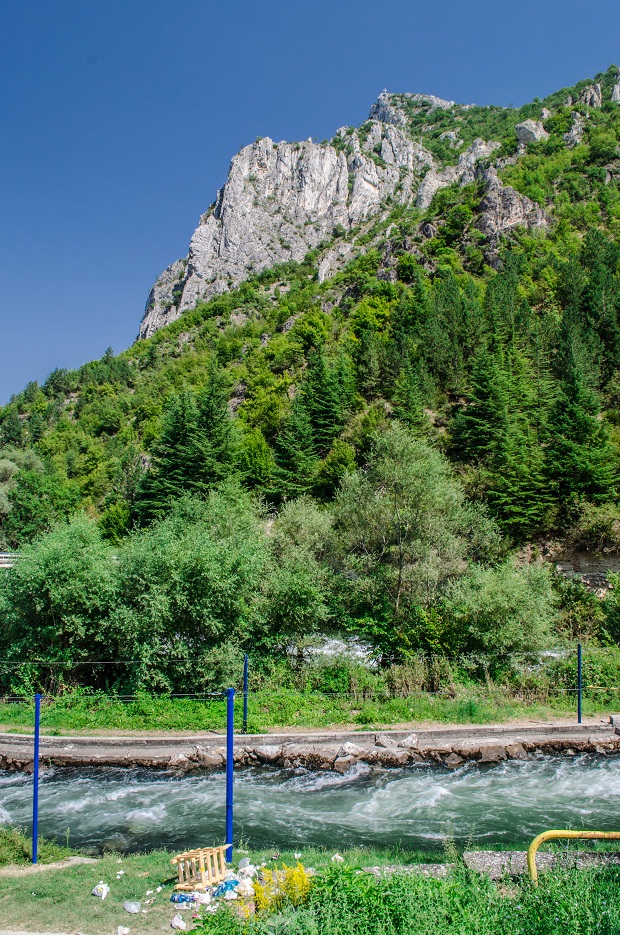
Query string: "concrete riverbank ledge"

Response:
xmin=1 ymin=722 xmax=619 ymax=773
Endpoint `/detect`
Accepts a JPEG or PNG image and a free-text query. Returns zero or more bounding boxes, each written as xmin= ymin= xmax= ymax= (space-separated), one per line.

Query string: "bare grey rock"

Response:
xmin=375 ymin=732 xmax=398 ymax=748
xmin=478 ymin=744 xmax=507 ymax=763
xmin=253 ymin=745 xmax=282 ymax=763
xmin=564 ymin=112 xmax=586 ymax=148
xmin=403 ymin=92 xmax=456 ymax=110
xmin=476 ymin=167 xmax=548 ymax=248
xmin=580 ymin=83 xmax=603 ymax=108
xmin=504 ymin=742 xmax=527 ymax=760
xmin=140 ymin=117 xmax=435 ymax=338
xmin=397 ymin=733 xmax=418 ymax=749
xmin=338 ymin=741 xmax=366 ymax=757
xmin=415 ymin=139 xmax=500 ymax=211
xmin=612 ymin=73 xmax=620 ymax=103
xmin=141 ymin=258 xmax=187 ymax=340
xmin=369 ymin=91 xmax=408 ymax=127
xmin=333 ymin=755 xmax=357 ymax=773
xmin=444 ymin=752 xmax=464 ymax=768
xmin=515 ymin=119 xmax=549 ymax=145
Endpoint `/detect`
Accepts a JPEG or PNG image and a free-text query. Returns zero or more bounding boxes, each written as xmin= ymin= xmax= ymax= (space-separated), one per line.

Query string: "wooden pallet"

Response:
xmin=170 ymin=844 xmax=230 ymax=891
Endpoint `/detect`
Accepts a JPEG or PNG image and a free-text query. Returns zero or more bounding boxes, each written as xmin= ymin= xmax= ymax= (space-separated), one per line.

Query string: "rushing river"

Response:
xmin=2 ymin=756 xmax=620 ymax=854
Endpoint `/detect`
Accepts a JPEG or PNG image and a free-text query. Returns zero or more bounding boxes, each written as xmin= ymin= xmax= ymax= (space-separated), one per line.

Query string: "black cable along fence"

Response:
xmin=2 ymin=644 xmax=620 ymax=719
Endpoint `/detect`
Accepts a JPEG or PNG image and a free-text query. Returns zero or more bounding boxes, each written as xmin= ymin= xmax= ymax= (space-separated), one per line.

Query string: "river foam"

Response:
xmin=1 ymin=755 xmax=620 ymax=854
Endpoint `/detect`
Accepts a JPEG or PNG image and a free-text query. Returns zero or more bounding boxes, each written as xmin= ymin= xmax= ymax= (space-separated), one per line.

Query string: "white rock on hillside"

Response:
xmin=515 ymin=120 xmax=549 ymax=145
xmin=612 ymin=72 xmax=620 ymax=103
xmin=415 ymin=139 xmax=501 ymax=211
xmin=580 ymin=83 xmax=603 ymax=108
xmin=139 ymin=94 xmax=501 ymax=339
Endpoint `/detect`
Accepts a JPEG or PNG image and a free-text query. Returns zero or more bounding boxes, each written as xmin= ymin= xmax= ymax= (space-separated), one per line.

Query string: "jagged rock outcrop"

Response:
xmin=140 ymin=113 xmax=439 ymax=339
xmin=580 ymin=83 xmax=603 ymax=108
xmin=476 ymin=167 xmax=548 ymax=249
xmin=612 ymin=72 xmax=620 ymax=103
xmin=415 ymin=139 xmax=501 ymax=211
xmin=564 ymin=112 xmax=587 ymax=148
xmin=515 ymin=120 xmax=549 ymax=146
xmin=139 ymin=87 xmax=505 ymax=339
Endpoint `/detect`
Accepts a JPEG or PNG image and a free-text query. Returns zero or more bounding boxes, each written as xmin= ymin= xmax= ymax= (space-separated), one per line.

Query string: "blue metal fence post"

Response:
xmin=32 ymin=693 xmax=41 ymax=864
xmin=225 ymin=688 xmax=235 ymax=862
xmin=577 ymin=643 xmax=583 ymax=725
xmin=242 ymin=654 xmax=249 ymax=734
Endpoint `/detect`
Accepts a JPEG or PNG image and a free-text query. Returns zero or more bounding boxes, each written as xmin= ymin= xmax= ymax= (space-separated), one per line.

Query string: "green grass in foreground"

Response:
xmin=1 ymin=841 xmax=620 ymax=935
xmin=0 ymin=825 xmax=70 ymax=866
xmin=0 ymin=689 xmax=603 ymax=734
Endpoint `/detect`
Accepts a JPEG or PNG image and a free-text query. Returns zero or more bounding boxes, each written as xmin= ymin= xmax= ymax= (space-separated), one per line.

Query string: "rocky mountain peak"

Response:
xmin=137 ymin=79 xmax=587 ymax=340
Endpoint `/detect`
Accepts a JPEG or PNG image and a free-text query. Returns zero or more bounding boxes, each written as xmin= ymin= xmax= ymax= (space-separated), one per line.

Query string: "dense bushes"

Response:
xmin=0 ymin=427 xmax=567 ymax=694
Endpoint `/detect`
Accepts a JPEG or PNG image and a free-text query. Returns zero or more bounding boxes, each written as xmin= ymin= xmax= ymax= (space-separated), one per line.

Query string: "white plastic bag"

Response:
xmin=171 ymin=914 xmax=187 ymax=930
xmin=92 ymin=881 xmax=110 ymax=899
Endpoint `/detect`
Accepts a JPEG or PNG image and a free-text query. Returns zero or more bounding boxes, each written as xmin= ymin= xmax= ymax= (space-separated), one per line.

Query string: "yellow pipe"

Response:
xmin=527 ymin=830 xmax=620 ymax=884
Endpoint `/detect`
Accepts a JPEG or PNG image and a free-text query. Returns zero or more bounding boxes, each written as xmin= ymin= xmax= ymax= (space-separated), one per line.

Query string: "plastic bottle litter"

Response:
xmin=92 ymin=881 xmax=110 ymax=899
xmin=170 ymin=892 xmax=195 ymax=903
xmin=213 ymin=879 xmax=240 ymax=898
xmin=123 ymin=901 xmax=142 ymax=914
xmin=171 ymin=914 xmax=187 ymax=930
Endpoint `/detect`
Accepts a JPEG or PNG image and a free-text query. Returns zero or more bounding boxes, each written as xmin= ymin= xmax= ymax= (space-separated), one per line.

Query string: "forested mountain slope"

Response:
xmin=3 ymin=67 xmax=620 ymax=689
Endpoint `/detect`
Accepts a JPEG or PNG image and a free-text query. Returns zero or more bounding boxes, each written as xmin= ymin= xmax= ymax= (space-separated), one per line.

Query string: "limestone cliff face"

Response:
xmin=139 ymin=94 xmax=505 ymax=339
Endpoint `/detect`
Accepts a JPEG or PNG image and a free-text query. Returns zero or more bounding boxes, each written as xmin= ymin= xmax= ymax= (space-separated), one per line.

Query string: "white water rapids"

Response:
xmin=2 ymin=756 xmax=620 ymax=854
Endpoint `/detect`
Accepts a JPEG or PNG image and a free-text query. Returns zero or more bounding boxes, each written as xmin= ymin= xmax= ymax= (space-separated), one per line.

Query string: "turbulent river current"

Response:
xmin=2 ymin=756 xmax=620 ymax=854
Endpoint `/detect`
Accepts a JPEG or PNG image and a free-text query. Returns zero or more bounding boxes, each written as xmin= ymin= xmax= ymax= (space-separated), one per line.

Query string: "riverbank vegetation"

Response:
xmin=3 ymin=68 xmax=620 ymax=696
xmin=1 ymin=840 xmax=620 ymax=935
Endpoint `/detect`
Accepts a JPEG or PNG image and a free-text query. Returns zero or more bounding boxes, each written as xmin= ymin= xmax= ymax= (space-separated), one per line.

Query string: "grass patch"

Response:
xmin=0 ymin=689 xmax=602 ymax=735
xmin=3 ymin=843 xmax=620 ymax=935
xmin=195 ymin=861 xmax=620 ymax=935
xmin=0 ymin=825 xmax=70 ymax=866
xmin=0 ymin=848 xmax=620 ymax=935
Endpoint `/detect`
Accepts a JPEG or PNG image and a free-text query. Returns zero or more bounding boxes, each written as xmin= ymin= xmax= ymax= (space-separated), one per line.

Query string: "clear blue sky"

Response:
xmin=1 ymin=0 xmax=619 ymax=403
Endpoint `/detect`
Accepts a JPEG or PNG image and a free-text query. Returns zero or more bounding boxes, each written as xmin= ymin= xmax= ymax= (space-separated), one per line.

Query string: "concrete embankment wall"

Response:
xmin=1 ymin=723 xmax=619 ymax=773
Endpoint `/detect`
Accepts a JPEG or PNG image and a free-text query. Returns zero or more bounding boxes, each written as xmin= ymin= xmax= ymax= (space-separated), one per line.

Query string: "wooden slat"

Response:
xmin=170 ymin=845 xmax=230 ymax=891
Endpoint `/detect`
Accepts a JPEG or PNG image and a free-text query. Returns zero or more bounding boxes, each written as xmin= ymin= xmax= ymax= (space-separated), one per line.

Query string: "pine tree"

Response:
xmin=545 ymin=339 xmax=617 ymax=507
xmin=487 ymin=421 xmax=553 ymax=539
xmin=450 ymin=349 xmax=509 ymax=464
xmin=135 ymin=366 xmax=237 ymax=521
xmin=195 ymin=362 xmax=237 ymax=485
xmin=274 ymin=396 xmax=318 ymax=497
xmin=302 ymin=351 xmax=344 ymax=455
xmin=134 ymin=390 xmax=204 ymax=521
xmin=393 ymin=361 xmax=431 ymax=434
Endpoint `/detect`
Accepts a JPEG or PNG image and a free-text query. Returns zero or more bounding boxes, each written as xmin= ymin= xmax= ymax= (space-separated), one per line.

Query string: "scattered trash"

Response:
xmin=156 ymin=885 xmax=163 ymax=892
xmin=171 ymin=892 xmax=195 ymax=903
xmin=145 ymin=889 xmax=153 ymax=895
xmin=116 ymin=870 xmax=125 ymax=879
xmin=123 ymin=901 xmax=142 ymax=914
xmin=272 ymin=852 xmax=280 ymax=860
xmin=213 ymin=878 xmax=240 ymax=898
xmin=238 ymin=857 xmax=251 ymax=871
xmin=171 ymin=913 xmax=187 ymax=930
xmin=117 ymin=927 xmax=130 ymax=935
xmin=224 ymin=889 xmax=238 ymax=900
xmin=92 ymin=881 xmax=110 ymax=899
xmin=193 ymin=891 xmax=211 ymax=905
xmin=331 ymin=854 xmax=344 ymax=863
xmin=294 ymin=852 xmax=302 ymax=860
xmin=237 ymin=878 xmax=255 ymax=897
